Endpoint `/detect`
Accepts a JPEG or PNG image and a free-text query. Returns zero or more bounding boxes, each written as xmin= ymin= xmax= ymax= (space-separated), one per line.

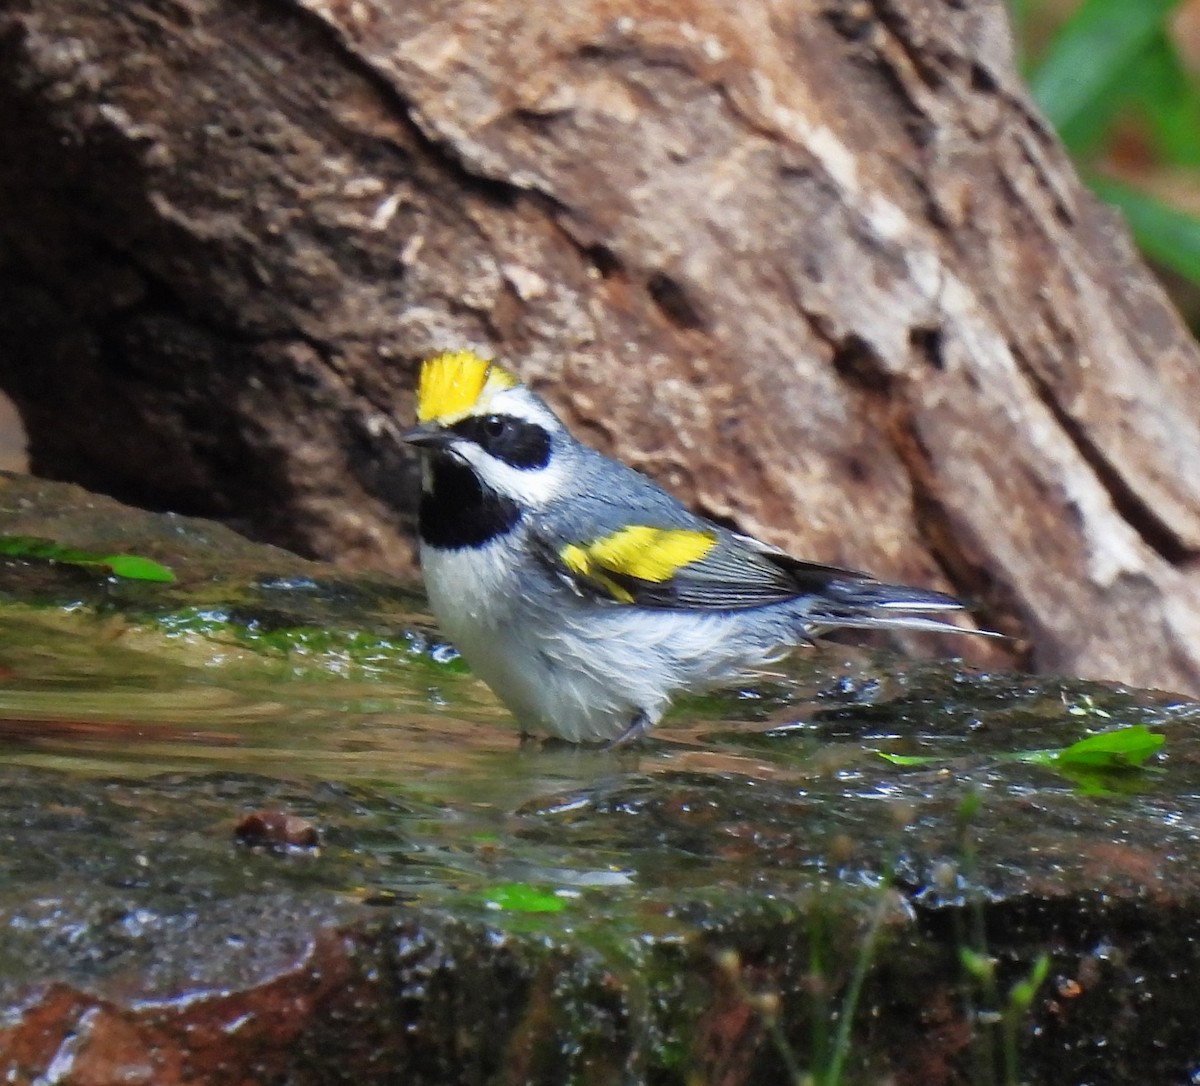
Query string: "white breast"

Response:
xmin=419 ymin=537 xmax=787 ymax=742
xmin=420 ymin=537 xmax=576 ymax=730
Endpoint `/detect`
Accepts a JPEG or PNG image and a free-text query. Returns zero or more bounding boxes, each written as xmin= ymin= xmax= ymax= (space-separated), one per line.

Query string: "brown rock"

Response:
xmin=1 ymin=1 xmax=1198 ymax=691
xmin=0 ymin=932 xmax=354 ymax=1086
xmin=235 ymin=809 xmax=321 ymax=851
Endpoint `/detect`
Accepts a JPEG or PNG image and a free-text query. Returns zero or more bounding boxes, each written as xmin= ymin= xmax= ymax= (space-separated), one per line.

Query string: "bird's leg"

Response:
xmin=605 ymin=709 xmax=652 ymax=751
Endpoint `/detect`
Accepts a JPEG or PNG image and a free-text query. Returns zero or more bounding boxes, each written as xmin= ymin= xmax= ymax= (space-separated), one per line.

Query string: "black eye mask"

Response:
xmin=450 ymin=415 xmax=551 ymax=470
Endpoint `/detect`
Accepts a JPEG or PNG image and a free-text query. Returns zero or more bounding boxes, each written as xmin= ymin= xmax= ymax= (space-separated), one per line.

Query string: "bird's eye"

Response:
xmin=448 ymin=413 xmax=550 ymax=469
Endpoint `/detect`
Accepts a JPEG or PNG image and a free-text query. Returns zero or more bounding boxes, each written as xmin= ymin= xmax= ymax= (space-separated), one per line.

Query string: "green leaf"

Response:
xmin=482 ymin=882 xmax=566 ymax=914
xmin=0 ymin=535 xmax=175 ymax=583
xmin=959 ymin=947 xmax=996 ymax=983
xmin=1054 ymin=723 xmax=1165 ymax=768
xmin=102 ymin=554 xmax=177 ymax=583
xmin=1012 ymin=724 xmax=1165 ymax=771
xmin=1089 ymin=176 xmax=1200 ymax=285
xmin=880 ymin=725 xmax=1164 ymax=793
xmin=1043 ymin=28 xmax=1200 ymax=159
xmin=877 ymin=751 xmax=942 ymax=766
xmin=1125 ymin=33 xmax=1200 ymax=167
xmin=1029 ymin=0 xmax=1183 ymax=144
xmin=1008 ymin=953 xmax=1051 ymax=1013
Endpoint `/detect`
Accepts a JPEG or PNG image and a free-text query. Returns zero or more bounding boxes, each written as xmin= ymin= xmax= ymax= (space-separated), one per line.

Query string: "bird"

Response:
xmin=402 ymin=349 xmax=988 ymax=745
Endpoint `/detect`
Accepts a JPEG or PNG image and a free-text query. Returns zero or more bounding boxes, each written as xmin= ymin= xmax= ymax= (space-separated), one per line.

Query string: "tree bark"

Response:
xmin=1 ymin=0 xmax=1199 ymax=692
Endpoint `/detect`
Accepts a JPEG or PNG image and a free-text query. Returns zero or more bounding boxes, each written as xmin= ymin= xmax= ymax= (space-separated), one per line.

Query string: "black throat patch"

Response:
xmin=419 ymin=455 xmax=522 ymax=549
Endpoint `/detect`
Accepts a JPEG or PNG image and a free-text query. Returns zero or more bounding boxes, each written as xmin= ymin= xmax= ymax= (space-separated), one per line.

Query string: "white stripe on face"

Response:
xmin=437 ymin=385 xmax=571 ymax=506
xmin=445 ymin=433 xmax=569 ymax=507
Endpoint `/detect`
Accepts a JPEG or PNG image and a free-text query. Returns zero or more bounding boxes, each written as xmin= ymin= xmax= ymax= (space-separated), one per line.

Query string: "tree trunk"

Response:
xmin=1 ymin=0 xmax=1199 ymax=693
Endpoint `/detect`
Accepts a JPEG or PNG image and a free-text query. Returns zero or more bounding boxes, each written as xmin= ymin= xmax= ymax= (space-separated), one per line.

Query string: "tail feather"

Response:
xmin=807 ymin=612 xmax=993 ymax=636
xmin=805 ymin=578 xmax=999 ymax=638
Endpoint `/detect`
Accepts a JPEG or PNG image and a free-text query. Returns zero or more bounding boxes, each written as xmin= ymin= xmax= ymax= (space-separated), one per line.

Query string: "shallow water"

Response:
xmin=2 ymin=475 xmax=1199 ymax=1082
xmin=1 ymin=603 xmax=1194 ymax=921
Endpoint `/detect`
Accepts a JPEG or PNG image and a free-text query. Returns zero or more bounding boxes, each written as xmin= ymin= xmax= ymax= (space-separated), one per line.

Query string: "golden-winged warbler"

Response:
xmin=403 ymin=350 xmax=986 ymax=745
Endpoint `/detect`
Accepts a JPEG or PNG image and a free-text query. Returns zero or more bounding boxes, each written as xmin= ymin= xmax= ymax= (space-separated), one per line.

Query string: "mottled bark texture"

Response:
xmin=1 ymin=0 xmax=1199 ymax=692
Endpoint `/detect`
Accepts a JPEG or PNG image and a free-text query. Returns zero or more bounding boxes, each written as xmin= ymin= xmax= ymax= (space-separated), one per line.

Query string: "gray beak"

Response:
xmin=400 ymin=424 xmax=453 ymax=450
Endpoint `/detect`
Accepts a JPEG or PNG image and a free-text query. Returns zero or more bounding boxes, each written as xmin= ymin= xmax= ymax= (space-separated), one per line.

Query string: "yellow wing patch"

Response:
xmin=560 ymin=526 xmax=717 ymax=603
xmin=416 ymin=350 xmax=519 ymax=424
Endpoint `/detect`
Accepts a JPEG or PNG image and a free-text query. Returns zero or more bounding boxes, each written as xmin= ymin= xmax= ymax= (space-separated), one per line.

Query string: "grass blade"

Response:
xmin=1029 ymin=0 xmax=1182 ymax=142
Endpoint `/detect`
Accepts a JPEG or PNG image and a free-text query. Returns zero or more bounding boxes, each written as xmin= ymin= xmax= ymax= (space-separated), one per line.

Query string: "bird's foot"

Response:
xmin=604 ymin=709 xmax=652 ymax=751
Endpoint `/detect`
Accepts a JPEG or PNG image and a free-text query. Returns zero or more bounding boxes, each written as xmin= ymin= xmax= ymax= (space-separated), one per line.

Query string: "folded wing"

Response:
xmin=533 ymin=521 xmax=968 ymax=631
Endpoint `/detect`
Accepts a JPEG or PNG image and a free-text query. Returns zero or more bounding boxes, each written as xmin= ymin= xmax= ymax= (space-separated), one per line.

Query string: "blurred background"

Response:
xmin=1015 ymin=0 xmax=1200 ymax=330
xmin=1 ymin=0 xmax=1197 ymax=478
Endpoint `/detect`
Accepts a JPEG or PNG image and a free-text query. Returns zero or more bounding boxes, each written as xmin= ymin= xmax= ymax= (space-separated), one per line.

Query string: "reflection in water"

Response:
xmin=0 ymin=609 xmax=1191 ymax=915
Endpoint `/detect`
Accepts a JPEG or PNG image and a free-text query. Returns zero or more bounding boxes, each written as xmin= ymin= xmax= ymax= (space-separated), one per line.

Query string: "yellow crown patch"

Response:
xmin=561 ymin=526 xmax=717 ymax=603
xmin=416 ymin=350 xmax=519 ymax=424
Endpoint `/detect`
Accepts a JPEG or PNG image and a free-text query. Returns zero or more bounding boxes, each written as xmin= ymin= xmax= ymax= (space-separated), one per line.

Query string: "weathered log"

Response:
xmin=1 ymin=0 xmax=1199 ymax=692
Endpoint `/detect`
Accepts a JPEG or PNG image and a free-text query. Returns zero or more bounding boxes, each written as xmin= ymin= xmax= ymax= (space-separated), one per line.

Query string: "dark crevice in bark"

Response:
xmin=1012 ymin=347 xmax=1193 ymax=567
xmin=823 ymin=4 xmax=940 ymax=153
xmin=887 ymin=417 xmax=1027 ymax=648
xmin=818 ymin=3 xmax=875 ymax=44
xmin=646 ymin=272 xmax=709 ymax=332
xmin=826 ymin=329 xmax=1024 ymax=646
xmin=265 ymin=0 xmax=529 ymax=212
xmin=584 ymin=243 xmax=623 ymax=280
xmin=829 ymin=333 xmax=895 ymax=395
xmin=969 ymin=61 xmax=999 ymax=95
xmin=862 ymin=0 xmax=952 ymax=93
xmin=909 ymin=326 xmax=946 ymax=371
xmin=1006 ymin=128 xmax=1077 ymax=229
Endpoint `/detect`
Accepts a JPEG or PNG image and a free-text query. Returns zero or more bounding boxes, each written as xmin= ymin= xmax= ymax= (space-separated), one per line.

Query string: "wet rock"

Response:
xmin=4 ymin=0 xmax=1200 ymax=700
xmin=0 ymin=476 xmax=1198 ymax=1083
xmin=235 ymin=809 xmax=321 ymax=852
